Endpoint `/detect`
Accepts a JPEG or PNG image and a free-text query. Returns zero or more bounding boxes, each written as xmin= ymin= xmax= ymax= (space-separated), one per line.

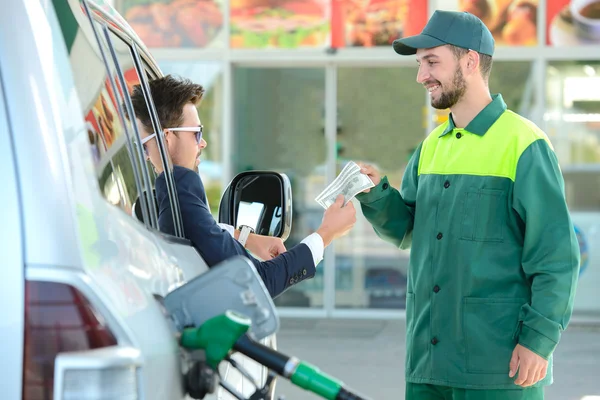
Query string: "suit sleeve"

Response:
xmin=159 ymin=170 xmax=315 ymax=298
xmin=355 ymin=143 xmax=421 ymax=249
xmin=512 ymin=138 xmax=580 ymax=359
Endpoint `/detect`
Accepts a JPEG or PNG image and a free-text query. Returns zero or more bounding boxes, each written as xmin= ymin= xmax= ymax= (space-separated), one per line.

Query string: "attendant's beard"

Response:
xmin=430 ymin=66 xmax=467 ymax=110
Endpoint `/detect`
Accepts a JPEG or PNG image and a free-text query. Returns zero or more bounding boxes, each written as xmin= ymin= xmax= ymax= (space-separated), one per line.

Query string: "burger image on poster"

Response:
xmin=550 ymin=0 xmax=600 ymax=45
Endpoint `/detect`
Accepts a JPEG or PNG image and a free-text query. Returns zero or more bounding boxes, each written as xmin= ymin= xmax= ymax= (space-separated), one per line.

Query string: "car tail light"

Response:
xmin=22 ymin=280 xmax=136 ymax=400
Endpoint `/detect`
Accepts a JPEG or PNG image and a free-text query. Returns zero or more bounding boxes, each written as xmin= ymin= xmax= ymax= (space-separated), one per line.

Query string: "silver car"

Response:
xmin=0 ymin=0 xmax=285 ymax=399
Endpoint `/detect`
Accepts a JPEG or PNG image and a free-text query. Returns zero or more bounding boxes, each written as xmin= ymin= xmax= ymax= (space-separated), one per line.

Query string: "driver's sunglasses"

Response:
xmin=140 ymin=125 xmax=203 ymax=156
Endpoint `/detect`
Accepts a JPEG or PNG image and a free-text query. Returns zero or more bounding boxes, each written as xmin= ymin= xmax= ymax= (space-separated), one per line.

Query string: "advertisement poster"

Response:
xmin=435 ymin=0 xmax=538 ymax=46
xmin=119 ymin=0 xmax=224 ymax=48
xmin=333 ymin=0 xmax=428 ymax=48
xmin=547 ymin=0 xmax=600 ymax=45
xmin=230 ymin=0 xmax=331 ymax=48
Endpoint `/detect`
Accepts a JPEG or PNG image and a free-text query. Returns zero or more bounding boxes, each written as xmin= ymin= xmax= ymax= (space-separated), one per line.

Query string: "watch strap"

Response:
xmin=238 ymin=225 xmax=254 ymax=247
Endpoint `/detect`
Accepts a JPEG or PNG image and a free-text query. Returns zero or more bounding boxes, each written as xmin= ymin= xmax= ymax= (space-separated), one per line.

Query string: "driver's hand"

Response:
xmin=245 ymin=234 xmax=287 ymax=260
xmin=316 ymin=194 xmax=356 ymax=246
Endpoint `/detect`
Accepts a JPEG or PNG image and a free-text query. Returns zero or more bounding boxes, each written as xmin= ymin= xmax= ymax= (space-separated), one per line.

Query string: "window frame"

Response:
xmin=83 ymin=2 xmax=186 ymax=238
xmin=98 ymin=22 xmax=160 ymax=229
xmin=76 ymin=4 xmax=148 ymax=227
xmin=129 ymin=42 xmax=185 ymax=238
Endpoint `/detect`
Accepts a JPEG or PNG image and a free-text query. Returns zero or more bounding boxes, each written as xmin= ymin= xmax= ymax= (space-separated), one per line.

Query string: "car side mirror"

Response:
xmin=218 ymin=171 xmax=292 ymax=241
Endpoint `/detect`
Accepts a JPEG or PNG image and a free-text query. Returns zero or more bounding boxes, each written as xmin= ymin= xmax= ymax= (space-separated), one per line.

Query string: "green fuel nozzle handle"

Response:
xmin=180 ymin=310 xmax=251 ymax=369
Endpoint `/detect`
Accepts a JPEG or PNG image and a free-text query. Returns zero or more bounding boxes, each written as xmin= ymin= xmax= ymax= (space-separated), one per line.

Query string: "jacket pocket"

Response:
xmin=460 ymin=189 xmax=506 ymax=242
xmin=463 ymin=297 xmax=527 ymax=374
xmin=405 ymin=292 xmax=415 ymax=372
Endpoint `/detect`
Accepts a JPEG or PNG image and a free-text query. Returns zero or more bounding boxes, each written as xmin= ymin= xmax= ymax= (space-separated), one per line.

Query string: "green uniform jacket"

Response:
xmin=356 ymin=94 xmax=580 ymax=389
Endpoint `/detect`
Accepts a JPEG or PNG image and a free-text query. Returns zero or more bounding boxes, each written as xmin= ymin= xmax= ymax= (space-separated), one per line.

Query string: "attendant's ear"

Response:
xmin=465 ymin=50 xmax=480 ymax=75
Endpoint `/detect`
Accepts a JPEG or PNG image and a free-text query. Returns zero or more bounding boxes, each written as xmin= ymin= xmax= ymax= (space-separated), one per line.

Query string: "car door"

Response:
xmin=81 ymin=2 xmax=273 ymax=399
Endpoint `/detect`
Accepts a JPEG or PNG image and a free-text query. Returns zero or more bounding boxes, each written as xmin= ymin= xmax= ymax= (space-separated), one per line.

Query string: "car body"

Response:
xmin=0 ymin=0 xmax=274 ymax=398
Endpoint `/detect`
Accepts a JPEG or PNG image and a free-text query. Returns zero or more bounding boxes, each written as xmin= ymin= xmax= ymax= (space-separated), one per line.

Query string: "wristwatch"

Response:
xmin=238 ymin=225 xmax=255 ymax=248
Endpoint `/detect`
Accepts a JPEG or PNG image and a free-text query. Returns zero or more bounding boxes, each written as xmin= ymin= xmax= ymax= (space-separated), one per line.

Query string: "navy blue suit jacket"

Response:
xmin=155 ymin=165 xmax=316 ymax=298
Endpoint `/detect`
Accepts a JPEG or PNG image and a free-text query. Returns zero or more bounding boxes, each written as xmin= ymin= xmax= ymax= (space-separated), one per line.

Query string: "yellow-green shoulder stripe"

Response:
xmin=418 ymin=110 xmax=552 ymax=182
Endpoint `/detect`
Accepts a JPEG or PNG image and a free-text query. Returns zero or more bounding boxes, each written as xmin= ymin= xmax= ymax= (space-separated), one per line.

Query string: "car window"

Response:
xmin=89 ymin=18 xmax=185 ymax=238
xmin=58 ymin=0 xmax=185 ymax=237
xmin=61 ymin=6 xmax=147 ymax=224
xmin=93 ymin=19 xmax=161 ymax=223
xmin=102 ymin=28 xmax=171 ymax=183
xmin=100 ymin=23 xmax=185 ymax=237
xmin=99 ymin=23 xmax=164 ymax=227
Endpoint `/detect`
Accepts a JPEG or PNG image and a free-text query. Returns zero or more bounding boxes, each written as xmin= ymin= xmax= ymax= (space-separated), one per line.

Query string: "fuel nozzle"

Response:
xmin=180 ymin=310 xmax=251 ymax=369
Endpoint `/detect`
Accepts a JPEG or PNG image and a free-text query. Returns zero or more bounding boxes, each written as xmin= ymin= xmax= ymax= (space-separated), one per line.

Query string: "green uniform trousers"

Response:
xmin=406 ymin=383 xmax=544 ymax=400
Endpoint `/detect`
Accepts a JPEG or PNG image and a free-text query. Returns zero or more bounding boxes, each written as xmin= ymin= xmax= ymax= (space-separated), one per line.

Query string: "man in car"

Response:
xmin=129 ymin=75 xmax=356 ymax=298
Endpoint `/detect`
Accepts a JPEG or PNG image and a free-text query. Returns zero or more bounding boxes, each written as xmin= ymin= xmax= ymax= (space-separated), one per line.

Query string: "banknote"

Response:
xmin=315 ymin=161 xmax=374 ymax=209
xmin=316 ymin=161 xmax=365 ymax=204
xmin=315 ymin=162 xmax=358 ymax=202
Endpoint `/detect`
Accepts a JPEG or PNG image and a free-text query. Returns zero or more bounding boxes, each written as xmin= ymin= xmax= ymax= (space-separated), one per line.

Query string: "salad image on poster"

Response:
xmin=230 ymin=0 xmax=330 ymax=48
xmin=458 ymin=0 xmax=538 ymax=46
xmin=119 ymin=0 xmax=224 ymax=48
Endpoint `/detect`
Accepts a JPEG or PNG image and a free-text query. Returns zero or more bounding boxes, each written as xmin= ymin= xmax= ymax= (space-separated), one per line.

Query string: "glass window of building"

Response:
xmin=334 ymin=66 xmax=423 ymax=309
xmin=233 ymin=67 xmax=327 ymax=308
xmin=546 ymin=61 xmax=600 ymax=212
xmin=545 ymin=61 xmax=600 ymax=315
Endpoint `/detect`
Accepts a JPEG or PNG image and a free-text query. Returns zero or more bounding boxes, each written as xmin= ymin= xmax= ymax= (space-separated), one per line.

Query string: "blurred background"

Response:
xmin=107 ymin=0 xmax=600 ymax=321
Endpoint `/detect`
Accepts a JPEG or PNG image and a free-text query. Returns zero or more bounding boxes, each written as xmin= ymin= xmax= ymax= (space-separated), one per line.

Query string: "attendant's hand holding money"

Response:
xmin=316 ymin=195 xmax=356 ymax=247
xmin=357 ymin=163 xmax=381 ymax=193
xmin=315 ymin=161 xmax=375 ymax=208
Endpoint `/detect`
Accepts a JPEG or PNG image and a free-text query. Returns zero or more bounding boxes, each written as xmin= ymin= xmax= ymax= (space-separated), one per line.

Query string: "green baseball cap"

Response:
xmin=393 ymin=10 xmax=495 ymax=56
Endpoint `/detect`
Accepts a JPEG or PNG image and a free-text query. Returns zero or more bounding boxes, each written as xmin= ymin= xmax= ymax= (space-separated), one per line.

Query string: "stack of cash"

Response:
xmin=315 ymin=161 xmax=375 ymax=209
